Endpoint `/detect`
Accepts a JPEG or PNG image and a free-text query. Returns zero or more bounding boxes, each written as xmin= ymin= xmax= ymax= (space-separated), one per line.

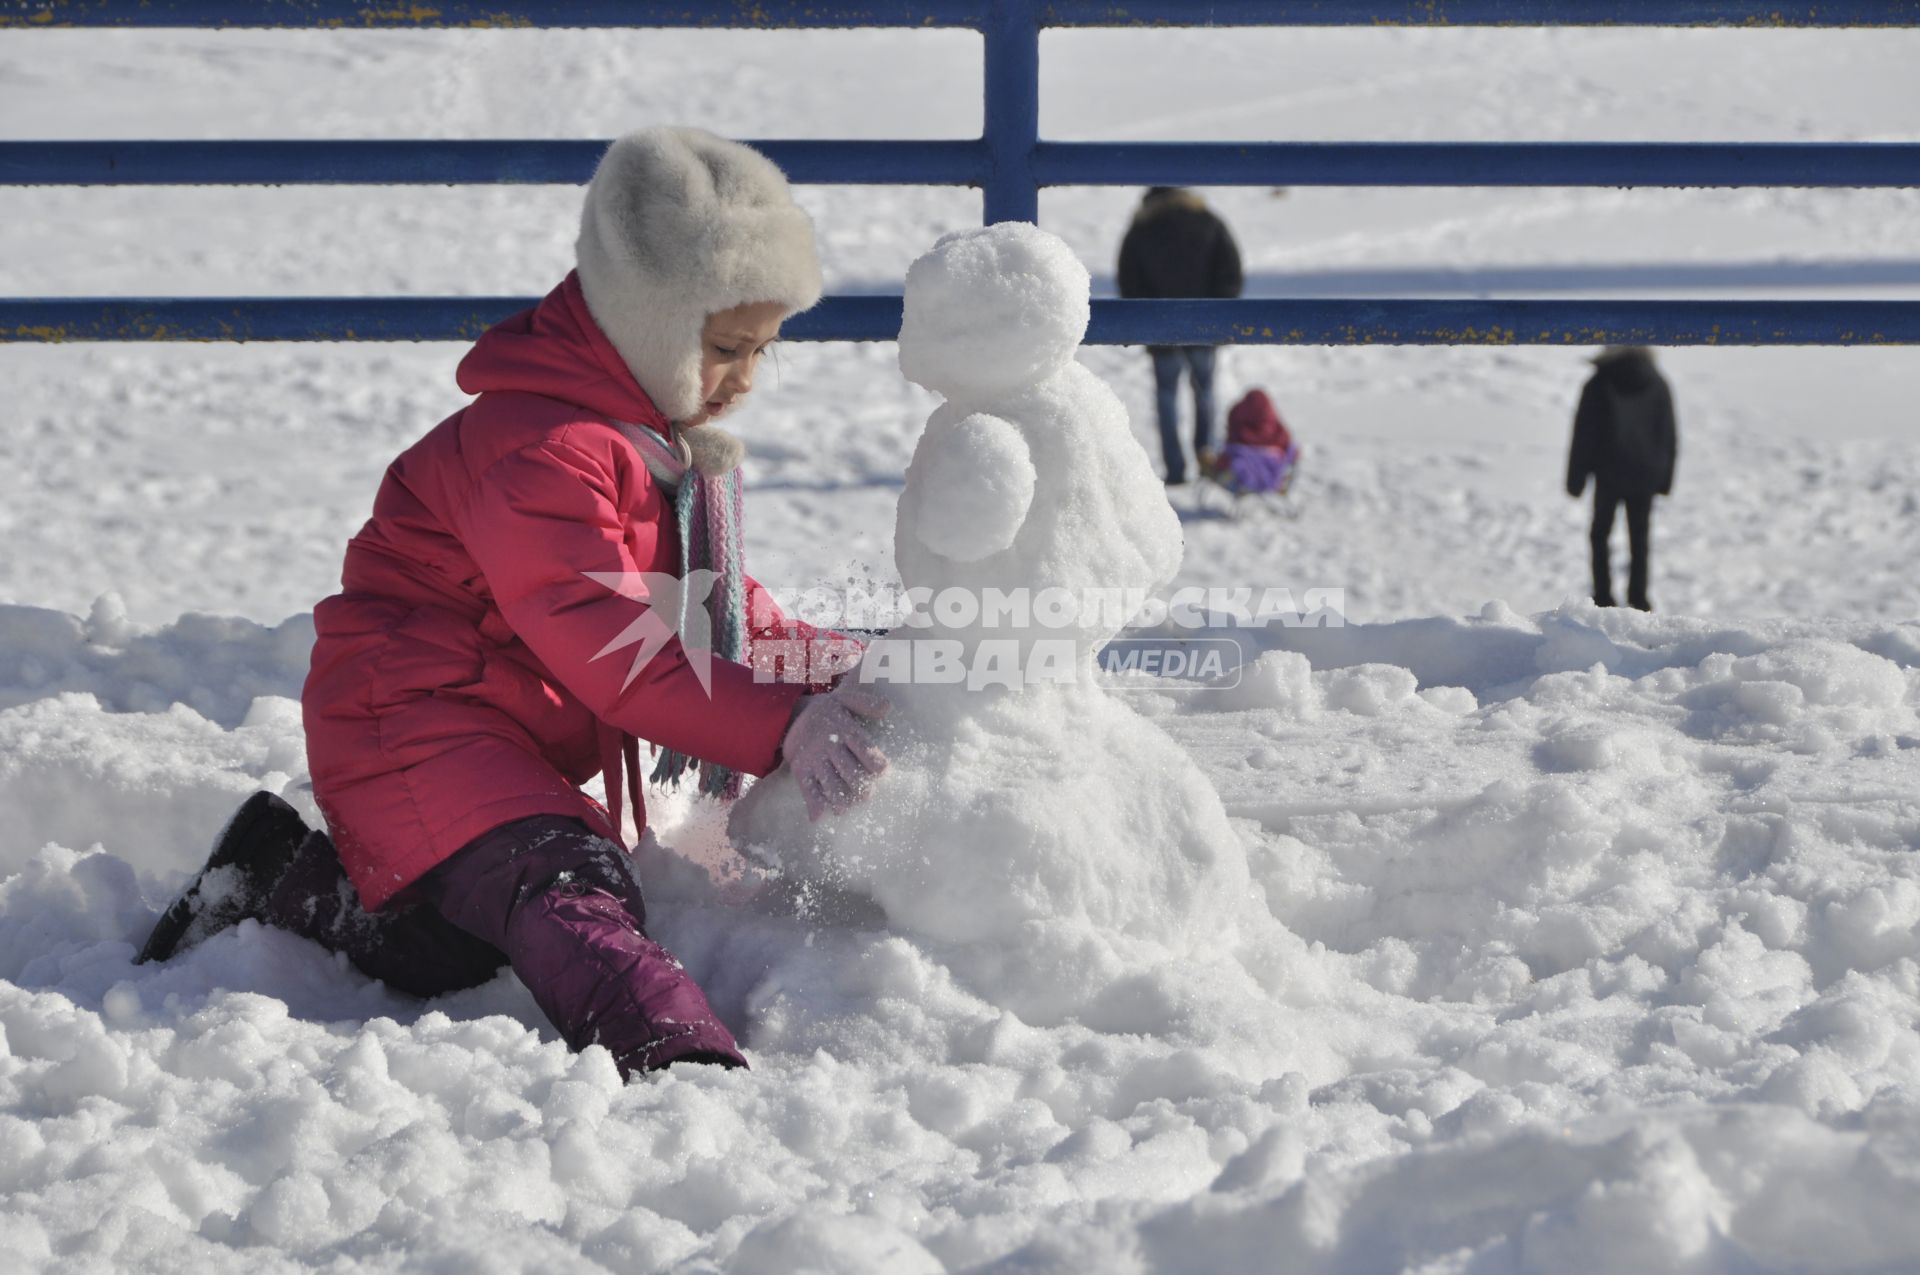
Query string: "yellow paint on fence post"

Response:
xmin=356 ymin=5 xmax=447 ymax=26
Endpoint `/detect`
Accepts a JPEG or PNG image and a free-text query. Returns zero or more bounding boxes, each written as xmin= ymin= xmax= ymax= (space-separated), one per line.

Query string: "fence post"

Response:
xmin=981 ymin=0 xmax=1040 ymax=223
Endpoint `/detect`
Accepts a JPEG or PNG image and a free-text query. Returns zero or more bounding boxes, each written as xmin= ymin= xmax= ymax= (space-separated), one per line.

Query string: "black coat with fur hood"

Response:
xmin=1567 ymin=347 xmax=1679 ymax=499
xmin=1118 ymin=188 xmax=1244 ymax=305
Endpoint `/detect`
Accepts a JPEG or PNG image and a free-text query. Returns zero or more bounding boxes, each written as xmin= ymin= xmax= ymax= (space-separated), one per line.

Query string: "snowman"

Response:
xmin=729 ymin=223 xmax=1252 ymax=1024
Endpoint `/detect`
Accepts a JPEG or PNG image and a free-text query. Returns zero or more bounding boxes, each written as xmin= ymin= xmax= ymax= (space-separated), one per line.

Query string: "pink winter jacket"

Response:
xmin=303 ymin=273 xmax=810 ymax=910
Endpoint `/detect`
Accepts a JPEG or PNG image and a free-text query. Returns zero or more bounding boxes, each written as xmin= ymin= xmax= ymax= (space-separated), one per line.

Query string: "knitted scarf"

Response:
xmin=616 ymin=420 xmax=751 ymax=799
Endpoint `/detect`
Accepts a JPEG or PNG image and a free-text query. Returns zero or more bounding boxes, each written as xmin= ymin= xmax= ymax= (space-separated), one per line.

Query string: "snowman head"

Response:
xmin=898 ymin=223 xmax=1091 ymax=402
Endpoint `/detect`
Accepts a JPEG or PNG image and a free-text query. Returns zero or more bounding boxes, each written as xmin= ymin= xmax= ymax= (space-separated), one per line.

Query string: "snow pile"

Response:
xmin=0 ymin=601 xmax=316 ymax=881
xmin=0 ymin=593 xmax=313 ymax=724
xmin=736 ymin=680 xmax=1263 ymax=1027
xmin=1023 ymin=1103 xmax=1920 ymax=1274
xmin=4 ymin=601 xmax=1919 ymax=1272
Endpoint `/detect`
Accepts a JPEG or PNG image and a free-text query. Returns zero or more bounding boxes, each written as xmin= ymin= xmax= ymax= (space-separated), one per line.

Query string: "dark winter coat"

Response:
xmin=1118 ymin=188 xmax=1244 ymax=308
xmin=1566 ymin=347 xmax=1679 ymax=499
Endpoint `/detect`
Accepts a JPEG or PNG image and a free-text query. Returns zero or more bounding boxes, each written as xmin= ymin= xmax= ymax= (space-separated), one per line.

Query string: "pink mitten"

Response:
xmin=780 ymin=687 xmax=890 ymax=821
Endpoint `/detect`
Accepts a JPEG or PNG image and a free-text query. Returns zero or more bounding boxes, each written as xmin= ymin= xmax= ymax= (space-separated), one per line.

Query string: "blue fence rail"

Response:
xmin=3 ymin=0 xmax=1919 ymax=346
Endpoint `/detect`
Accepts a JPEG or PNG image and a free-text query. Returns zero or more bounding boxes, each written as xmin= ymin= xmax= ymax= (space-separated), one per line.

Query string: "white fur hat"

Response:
xmin=575 ymin=126 xmax=823 ymax=422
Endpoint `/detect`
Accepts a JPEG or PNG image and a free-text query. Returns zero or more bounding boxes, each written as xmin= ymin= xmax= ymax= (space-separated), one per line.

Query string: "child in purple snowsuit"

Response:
xmin=137 ymin=127 xmax=890 ymax=1078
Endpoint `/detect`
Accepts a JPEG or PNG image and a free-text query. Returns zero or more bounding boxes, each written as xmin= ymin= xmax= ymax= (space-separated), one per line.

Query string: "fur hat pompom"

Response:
xmin=576 ymin=127 xmax=824 ymax=422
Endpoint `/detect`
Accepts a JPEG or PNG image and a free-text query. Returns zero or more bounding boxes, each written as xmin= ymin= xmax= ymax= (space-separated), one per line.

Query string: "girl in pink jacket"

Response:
xmin=137 ymin=127 xmax=889 ymax=1076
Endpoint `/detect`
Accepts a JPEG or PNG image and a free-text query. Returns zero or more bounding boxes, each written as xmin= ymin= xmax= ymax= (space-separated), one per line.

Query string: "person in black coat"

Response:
xmin=1567 ymin=346 xmax=1679 ymax=611
xmin=1118 ymin=187 xmax=1244 ymax=485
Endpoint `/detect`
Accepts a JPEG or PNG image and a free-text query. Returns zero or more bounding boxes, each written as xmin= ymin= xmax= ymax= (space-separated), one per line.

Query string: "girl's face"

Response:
xmin=684 ymin=300 xmax=787 ymax=427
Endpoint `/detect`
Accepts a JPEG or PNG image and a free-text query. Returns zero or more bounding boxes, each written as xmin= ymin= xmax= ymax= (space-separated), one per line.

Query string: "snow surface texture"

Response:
xmin=4 ymin=23 xmax=1920 ymax=1275
xmin=7 ymin=606 xmax=1920 ymax=1273
xmin=733 ymin=225 xmax=1235 ymax=1023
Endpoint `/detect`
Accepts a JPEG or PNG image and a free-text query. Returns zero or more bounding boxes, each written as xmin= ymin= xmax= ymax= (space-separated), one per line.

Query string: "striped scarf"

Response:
xmin=617 ymin=420 xmax=751 ymax=799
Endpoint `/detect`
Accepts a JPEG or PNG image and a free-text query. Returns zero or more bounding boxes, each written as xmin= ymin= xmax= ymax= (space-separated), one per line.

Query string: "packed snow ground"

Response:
xmin=3 ymin=23 xmax=1919 ymax=1275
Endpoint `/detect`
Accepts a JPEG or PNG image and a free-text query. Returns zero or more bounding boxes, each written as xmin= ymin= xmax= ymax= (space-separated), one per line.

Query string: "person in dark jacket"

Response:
xmin=1567 ymin=346 xmax=1679 ymax=611
xmin=1118 ymin=187 xmax=1244 ymax=485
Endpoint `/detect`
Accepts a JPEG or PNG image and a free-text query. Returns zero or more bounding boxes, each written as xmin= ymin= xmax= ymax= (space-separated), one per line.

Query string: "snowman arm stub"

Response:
xmin=913 ymin=411 xmax=1036 ymax=563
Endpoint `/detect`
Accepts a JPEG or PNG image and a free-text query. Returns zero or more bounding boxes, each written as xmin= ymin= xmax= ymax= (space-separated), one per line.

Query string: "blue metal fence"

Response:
xmin=4 ymin=0 xmax=1919 ymax=345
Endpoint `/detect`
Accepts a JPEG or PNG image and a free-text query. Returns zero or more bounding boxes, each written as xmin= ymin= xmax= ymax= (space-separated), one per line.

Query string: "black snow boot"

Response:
xmin=136 ymin=791 xmax=312 ymax=964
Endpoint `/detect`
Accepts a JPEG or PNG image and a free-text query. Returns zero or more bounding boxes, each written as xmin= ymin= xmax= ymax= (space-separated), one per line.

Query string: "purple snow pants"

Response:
xmin=263 ymin=815 xmax=745 ymax=1075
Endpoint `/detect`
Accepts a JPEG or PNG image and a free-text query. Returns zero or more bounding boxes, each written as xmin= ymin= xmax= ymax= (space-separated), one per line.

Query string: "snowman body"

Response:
xmin=895 ymin=363 xmax=1173 ymax=659
xmin=729 ymin=224 xmax=1250 ymax=1020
